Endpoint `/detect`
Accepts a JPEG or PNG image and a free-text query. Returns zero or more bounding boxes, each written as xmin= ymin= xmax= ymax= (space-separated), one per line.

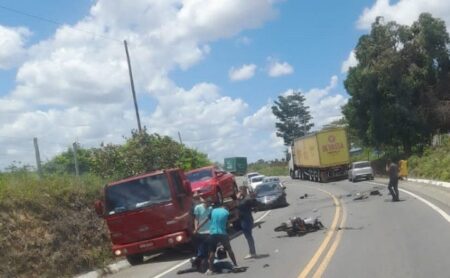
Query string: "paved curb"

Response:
xmin=75 ymin=260 xmax=130 ymax=278
xmin=407 ymin=178 xmax=450 ymax=189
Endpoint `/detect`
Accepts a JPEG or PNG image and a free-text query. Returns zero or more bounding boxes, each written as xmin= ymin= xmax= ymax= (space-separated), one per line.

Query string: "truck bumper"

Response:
xmin=112 ymin=231 xmax=189 ymax=257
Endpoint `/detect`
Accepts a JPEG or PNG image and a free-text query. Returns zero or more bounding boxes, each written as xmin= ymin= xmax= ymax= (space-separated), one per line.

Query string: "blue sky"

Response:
xmin=1 ymin=0 xmax=449 ymax=169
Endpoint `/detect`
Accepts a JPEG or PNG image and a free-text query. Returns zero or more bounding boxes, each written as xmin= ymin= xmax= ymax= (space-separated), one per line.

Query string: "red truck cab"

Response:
xmin=94 ymin=168 xmax=193 ymax=265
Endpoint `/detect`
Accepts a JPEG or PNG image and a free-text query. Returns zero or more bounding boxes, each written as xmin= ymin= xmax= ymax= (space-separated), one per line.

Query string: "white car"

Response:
xmin=244 ymin=172 xmax=260 ymax=186
xmin=249 ymin=175 xmax=265 ymax=190
xmin=348 ymin=161 xmax=374 ymax=182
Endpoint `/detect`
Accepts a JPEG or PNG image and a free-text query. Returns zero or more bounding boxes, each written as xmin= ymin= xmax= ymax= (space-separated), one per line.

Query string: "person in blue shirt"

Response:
xmin=196 ymin=202 xmax=238 ymax=275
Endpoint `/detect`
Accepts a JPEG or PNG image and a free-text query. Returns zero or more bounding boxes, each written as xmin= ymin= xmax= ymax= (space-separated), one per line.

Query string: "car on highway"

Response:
xmin=348 ymin=161 xmax=374 ymax=182
xmin=263 ymin=176 xmax=281 ymax=183
xmin=249 ymin=175 xmax=265 ymax=190
xmin=244 ymin=172 xmax=260 ymax=186
xmin=186 ymin=166 xmax=238 ymax=204
xmin=254 ymin=182 xmax=287 ymax=211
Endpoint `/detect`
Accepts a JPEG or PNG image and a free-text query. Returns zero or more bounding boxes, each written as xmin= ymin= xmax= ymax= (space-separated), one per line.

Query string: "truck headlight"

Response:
xmin=114 ymin=249 xmax=122 ymax=256
xmin=176 ymin=235 xmax=183 ymax=242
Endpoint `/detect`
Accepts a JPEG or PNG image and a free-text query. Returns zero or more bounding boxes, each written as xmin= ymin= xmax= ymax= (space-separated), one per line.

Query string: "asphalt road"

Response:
xmin=107 ymin=178 xmax=450 ymax=278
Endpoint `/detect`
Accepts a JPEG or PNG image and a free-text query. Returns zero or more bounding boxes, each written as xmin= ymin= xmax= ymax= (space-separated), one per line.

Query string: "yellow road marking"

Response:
xmin=312 ymin=201 xmax=347 ymax=277
xmin=298 ymin=189 xmax=342 ymax=278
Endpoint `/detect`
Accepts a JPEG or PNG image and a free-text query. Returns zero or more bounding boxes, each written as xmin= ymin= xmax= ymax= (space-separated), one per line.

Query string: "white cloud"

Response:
xmin=341 ymin=50 xmax=358 ymax=73
xmin=267 ymin=58 xmax=294 ymax=77
xmin=235 ymin=36 xmax=252 ymax=46
xmin=0 ymin=25 xmax=31 ymax=69
xmin=229 ymin=64 xmax=257 ymax=81
xmin=357 ymin=0 xmax=450 ymax=30
xmin=282 ymin=76 xmax=347 ymax=130
xmin=0 ymin=0 xmax=282 ymax=169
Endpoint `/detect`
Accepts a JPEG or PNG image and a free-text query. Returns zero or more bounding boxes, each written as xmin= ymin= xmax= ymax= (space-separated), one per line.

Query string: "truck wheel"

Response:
xmin=290 ymin=170 xmax=295 ymax=179
xmin=126 ymin=254 xmax=144 ymax=265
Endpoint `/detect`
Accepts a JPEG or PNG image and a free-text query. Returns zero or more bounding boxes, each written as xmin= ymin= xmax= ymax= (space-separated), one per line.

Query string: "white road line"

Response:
xmin=367 ymin=181 xmax=450 ymax=224
xmin=399 ymin=188 xmax=450 ymax=223
xmin=152 ymin=210 xmax=272 ymax=278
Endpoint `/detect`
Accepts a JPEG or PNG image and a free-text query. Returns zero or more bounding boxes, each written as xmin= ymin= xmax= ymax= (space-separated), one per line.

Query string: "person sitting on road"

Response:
xmin=196 ymin=202 xmax=238 ymax=275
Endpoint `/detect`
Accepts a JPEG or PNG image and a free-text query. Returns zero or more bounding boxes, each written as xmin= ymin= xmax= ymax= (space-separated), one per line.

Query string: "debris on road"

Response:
xmin=370 ymin=190 xmax=382 ymax=196
xmin=299 ymin=193 xmax=309 ymax=199
xmin=274 ymin=216 xmax=324 ymax=237
xmin=353 ymin=193 xmax=368 ymax=200
xmin=263 ymin=264 xmax=270 ymax=268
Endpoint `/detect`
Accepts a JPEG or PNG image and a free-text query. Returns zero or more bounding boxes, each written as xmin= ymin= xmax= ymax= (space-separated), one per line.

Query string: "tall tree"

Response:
xmin=343 ymin=13 xmax=450 ymax=154
xmin=272 ymin=92 xmax=314 ymax=145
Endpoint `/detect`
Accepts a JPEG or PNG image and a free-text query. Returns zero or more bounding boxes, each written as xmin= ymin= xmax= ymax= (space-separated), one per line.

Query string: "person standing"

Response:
xmin=387 ymin=159 xmax=400 ymax=201
xmin=193 ymin=194 xmax=211 ymax=260
xmin=236 ymin=186 xmax=257 ymax=259
xmin=196 ymin=202 xmax=238 ymax=275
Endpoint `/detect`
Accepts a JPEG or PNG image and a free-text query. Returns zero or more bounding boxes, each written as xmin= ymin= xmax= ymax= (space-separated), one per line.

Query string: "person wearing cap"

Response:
xmin=193 ymin=193 xmax=212 ymax=259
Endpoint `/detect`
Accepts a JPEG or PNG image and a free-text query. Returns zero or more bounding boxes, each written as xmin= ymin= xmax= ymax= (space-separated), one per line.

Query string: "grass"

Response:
xmin=0 ymin=172 xmax=114 ymax=278
xmin=408 ymin=138 xmax=450 ymax=181
xmin=247 ymin=162 xmax=288 ymax=176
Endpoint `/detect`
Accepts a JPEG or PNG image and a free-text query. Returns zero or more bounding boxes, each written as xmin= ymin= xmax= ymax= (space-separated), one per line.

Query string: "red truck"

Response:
xmin=95 ymin=168 xmax=237 ymax=265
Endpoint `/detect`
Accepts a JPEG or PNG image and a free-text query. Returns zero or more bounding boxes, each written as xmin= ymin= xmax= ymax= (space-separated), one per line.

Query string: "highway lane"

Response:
xmin=107 ymin=178 xmax=450 ymax=278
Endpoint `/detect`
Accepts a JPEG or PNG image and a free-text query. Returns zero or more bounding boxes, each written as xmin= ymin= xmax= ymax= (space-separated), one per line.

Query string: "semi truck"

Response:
xmin=94 ymin=168 xmax=237 ymax=265
xmin=223 ymin=157 xmax=247 ymax=175
xmin=288 ymin=128 xmax=350 ymax=182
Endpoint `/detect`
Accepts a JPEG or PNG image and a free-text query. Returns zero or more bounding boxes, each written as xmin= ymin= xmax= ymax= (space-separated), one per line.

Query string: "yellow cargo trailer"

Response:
xmin=289 ymin=128 xmax=350 ymax=182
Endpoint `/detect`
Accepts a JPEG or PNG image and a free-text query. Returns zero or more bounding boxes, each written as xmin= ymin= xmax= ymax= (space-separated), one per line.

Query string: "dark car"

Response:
xmin=254 ymin=182 xmax=287 ymax=211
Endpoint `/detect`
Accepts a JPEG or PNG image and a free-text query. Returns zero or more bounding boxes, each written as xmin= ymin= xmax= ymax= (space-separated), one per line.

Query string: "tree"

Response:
xmin=343 ymin=13 xmax=450 ymax=155
xmin=272 ymin=92 xmax=314 ymax=146
xmin=42 ymin=144 xmax=94 ymax=175
xmin=90 ymin=129 xmax=211 ymax=180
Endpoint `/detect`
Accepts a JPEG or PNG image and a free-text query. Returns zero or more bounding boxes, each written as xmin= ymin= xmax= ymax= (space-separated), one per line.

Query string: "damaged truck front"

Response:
xmin=288 ymin=128 xmax=350 ymax=182
xmin=94 ymin=168 xmax=193 ymax=265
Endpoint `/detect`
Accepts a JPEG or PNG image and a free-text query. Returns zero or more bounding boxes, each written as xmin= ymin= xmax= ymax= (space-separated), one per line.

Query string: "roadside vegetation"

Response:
xmin=247 ymin=159 xmax=288 ymax=176
xmin=408 ymin=138 xmax=450 ymax=181
xmin=0 ymin=130 xmax=211 ymax=278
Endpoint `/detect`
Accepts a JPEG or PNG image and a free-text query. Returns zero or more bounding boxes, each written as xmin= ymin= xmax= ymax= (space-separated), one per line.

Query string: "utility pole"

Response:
xmin=124 ymin=40 xmax=142 ymax=133
xmin=73 ymin=142 xmax=80 ymax=177
xmin=178 ymin=131 xmax=183 ymax=145
xmin=33 ymin=137 xmax=42 ymax=178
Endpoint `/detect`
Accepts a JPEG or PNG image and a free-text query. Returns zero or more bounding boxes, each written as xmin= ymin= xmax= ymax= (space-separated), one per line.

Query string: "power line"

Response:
xmin=0 ymin=3 xmax=122 ymax=44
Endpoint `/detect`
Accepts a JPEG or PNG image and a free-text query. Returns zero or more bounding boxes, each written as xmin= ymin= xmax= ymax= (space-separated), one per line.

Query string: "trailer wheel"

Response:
xmin=126 ymin=254 xmax=144 ymax=265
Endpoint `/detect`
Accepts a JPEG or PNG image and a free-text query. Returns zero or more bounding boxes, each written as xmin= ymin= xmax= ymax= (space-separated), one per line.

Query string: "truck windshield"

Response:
xmin=186 ymin=169 xmax=213 ymax=182
xmin=105 ymin=174 xmax=171 ymax=215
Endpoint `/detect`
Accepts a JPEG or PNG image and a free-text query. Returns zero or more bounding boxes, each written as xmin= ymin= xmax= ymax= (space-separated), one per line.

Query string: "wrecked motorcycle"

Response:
xmin=274 ymin=216 xmax=324 ymax=236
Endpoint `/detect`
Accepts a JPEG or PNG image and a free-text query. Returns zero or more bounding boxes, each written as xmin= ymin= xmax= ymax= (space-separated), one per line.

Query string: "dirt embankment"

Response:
xmin=0 ymin=175 xmax=113 ymax=278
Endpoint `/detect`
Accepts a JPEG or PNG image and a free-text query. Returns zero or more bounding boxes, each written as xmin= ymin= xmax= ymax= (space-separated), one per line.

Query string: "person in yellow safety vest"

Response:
xmin=399 ymin=160 xmax=408 ymax=180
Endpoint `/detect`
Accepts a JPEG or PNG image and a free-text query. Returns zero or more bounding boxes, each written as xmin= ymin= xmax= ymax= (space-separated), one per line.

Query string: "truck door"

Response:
xmin=169 ymin=170 xmax=193 ymax=230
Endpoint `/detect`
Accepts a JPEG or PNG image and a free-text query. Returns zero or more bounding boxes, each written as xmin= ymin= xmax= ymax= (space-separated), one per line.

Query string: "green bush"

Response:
xmin=408 ymin=138 xmax=450 ymax=181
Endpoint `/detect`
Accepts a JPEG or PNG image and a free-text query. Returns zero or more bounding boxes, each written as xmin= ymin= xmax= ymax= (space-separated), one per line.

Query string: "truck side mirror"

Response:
xmin=94 ymin=200 xmax=105 ymax=217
